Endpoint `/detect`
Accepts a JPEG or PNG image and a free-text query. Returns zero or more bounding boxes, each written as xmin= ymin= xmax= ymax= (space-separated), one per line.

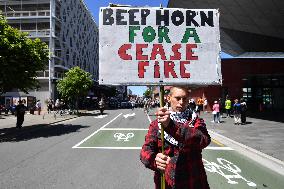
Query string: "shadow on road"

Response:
xmin=0 ymin=124 xmax=89 ymax=143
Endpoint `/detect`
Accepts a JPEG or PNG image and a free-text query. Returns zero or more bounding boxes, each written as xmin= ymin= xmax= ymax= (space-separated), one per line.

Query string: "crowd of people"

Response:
xmin=130 ymin=94 xmax=248 ymax=126
xmin=188 ymin=96 xmax=248 ymax=125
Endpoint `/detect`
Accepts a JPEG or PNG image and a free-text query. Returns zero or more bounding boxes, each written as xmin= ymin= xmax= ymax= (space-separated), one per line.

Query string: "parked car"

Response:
xmin=109 ymin=99 xmax=119 ymax=109
xmin=120 ymin=101 xmax=131 ymax=109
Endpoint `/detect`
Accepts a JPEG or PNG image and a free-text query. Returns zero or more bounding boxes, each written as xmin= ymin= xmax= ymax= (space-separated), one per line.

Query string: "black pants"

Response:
xmin=226 ymin=109 xmax=230 ymax=117
xmin=16 ymin=114 xmax=24 ymax=128
xmin=241 ymin=112 xmax=246 ymax=124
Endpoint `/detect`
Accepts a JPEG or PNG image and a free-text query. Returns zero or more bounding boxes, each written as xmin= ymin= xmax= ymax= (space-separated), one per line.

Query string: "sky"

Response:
xmin=83 ymin=0 xmax=233 ymax=96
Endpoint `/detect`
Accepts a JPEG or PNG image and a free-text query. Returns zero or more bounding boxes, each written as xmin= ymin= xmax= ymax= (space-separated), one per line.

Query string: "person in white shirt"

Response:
xmin=36 ymin=100 xmax=42 ymax=115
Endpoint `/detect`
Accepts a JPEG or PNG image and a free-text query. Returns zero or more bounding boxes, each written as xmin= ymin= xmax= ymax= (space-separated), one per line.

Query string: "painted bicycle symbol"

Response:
xmin=114 ymin=132 xmax=134 ymax=142
xmin=203 ymin=158 xmax=257 ymax=187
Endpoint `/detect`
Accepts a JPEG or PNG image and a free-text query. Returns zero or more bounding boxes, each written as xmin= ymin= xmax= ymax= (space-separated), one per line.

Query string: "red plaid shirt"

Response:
xmin=140 ymin=118 xmax=211 ymax=189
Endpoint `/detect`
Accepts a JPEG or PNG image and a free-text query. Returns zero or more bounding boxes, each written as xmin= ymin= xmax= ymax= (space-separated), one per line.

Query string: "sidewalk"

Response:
xmin=201 ymin=111 xmax=284 ymax=162
xmin=0 ymin=112 xmax=78 ymax=129
xmin=0 ymin=111 xmax=79 ymax=142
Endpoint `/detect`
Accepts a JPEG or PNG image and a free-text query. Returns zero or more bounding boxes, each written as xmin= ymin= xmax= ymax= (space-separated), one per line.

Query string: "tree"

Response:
xmin=143 ymin=88 xmax=152 ymax=98
xmin=0 ymin=15 xmax=49 ymax=94
xmin=57 ymin=66 xmax=93 ymax=113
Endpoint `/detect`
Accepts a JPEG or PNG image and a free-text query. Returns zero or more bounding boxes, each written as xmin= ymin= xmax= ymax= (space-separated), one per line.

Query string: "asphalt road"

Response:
xmin=0 ymin=108 xmax=283 ymax=189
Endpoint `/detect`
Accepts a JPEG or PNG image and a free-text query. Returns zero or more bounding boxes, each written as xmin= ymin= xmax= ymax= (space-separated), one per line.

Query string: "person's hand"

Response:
xmin=155 ymin=153 xmax=171 ymax=173
xmin=156 ymin=107 xmax=170 ymax=128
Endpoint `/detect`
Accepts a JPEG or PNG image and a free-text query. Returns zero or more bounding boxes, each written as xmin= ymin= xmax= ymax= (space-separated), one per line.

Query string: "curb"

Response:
xmin=208 ymin=129 xmax=284 ymax=176
xmin=49 ymin=116 xmax=79 ymax=125
xmin=0 ymin=116 xmax=79 ymax=140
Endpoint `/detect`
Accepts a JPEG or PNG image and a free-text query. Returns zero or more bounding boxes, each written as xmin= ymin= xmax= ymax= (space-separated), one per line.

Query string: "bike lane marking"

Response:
xmin=72 ymin=113 xmax=122 ymax=148
xmin=75 ymin=127 xmax=232 ymax=150
xmin=75 ymin=128 xmax=148 ymax=149
xmin=203 ymin=149 xmax=284 ymax=189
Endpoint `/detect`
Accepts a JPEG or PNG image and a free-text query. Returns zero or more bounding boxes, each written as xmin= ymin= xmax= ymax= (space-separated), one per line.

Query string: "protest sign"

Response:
xmin=99 ymin=7 xmax=221 ymax=85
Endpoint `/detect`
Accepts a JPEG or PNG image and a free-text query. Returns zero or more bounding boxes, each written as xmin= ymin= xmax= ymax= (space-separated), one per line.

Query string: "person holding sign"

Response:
xmin=140 ymin=86 xmax=211 ymax=189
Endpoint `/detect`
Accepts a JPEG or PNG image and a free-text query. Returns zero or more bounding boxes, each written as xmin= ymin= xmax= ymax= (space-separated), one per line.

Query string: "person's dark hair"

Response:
xmin=169 ymin=86 xmax=190 ymax=96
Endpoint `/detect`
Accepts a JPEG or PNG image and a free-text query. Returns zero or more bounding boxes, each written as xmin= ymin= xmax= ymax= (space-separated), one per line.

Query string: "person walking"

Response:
xmin=197 ymin=97 xmax=204 ymax=114
xmin=188 ymin=98 xmax=196 ymax=112
xmin=47 ymin=99 xmax=53 ymax=114
xmin=131 ymin=100 xmax=135 ymax=110
xmin=98 ymin=97 xmax=105 ymax=115
xmin=233 ymin=99 xmax=241 ymax=125
xmin=203 ymin=98 xmax=208 ymax=113
xmin=15 ymin=100 xmax=26 ymax=129
xmin=36 ymin=100 xmax=42 ymax=115
xmin=140 ymin=86 xmax=211 ymax=189
xmin=225 ymin=97 xmax=232 ymax=118
xmin=240 ymin=98 xmax=247 ymax=124
xmin=212 ymin=100 xmax=221 ymax=123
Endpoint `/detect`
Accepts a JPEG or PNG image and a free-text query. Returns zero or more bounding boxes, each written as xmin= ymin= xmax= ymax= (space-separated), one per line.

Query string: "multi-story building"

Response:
xmin=0 ymin=0 xmax=99 ymax=107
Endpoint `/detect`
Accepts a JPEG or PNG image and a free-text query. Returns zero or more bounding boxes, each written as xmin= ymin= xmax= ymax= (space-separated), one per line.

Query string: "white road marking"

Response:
xmin=94 ymin=114 xmax=108 ymax=119
xmin=72 ymin=113 xmax=122 ymax=148
xmin=123 ymin=113 xmax=136 ymax=118
xmin=73 ymin=146 xmax=233 ymax=150
xmin=203 ymin=157 xmax=257 ymax=187
xmin=74 ymin=147 xmax=142 ymax=149
xmin=147 ymin=113 xmax=152 ymax=123
xmin=205 ymin=147 xmax=233 ymax=150
xmin=101 ymin=128 xmax=148 ymax=130
xmin=114 ymin=132 xmax=134 ymax=141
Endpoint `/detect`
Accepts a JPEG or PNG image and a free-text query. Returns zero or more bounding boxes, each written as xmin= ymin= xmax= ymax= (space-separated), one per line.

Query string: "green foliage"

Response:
xmin=57 ymin=66 xmax=93 ymax=104
xmin=0 ymin=15 xmax=49 ymax=94
xmin=143 ymin=89 xmax=152 ymax=98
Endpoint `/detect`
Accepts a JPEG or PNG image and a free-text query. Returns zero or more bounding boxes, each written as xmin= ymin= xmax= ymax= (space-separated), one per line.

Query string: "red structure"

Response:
xmin=190 ymin=58 xmax=284 ymax=111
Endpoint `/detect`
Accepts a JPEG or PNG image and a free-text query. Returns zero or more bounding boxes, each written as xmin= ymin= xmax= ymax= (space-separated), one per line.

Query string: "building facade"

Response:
xmin=166 ymin=0 xmax=284 ymax=114
xmin=182 ymin=58 xmax=284 ymax=112
xmin=0 ymin=0 xmax=98 ymax=107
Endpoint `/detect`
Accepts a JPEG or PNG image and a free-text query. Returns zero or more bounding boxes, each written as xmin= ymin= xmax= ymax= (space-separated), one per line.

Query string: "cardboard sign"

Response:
xmin=99 ymin=7 xmax=221 ymax=85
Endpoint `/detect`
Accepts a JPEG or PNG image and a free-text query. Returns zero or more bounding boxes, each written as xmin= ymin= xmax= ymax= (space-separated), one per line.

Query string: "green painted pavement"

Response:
xmin=79 ymin=129 xmax=148 ymax=148
xmin=78 ymin=129 xmax=284 ymax=189
xmin=203 ymin=150 xmax=284 ymax=189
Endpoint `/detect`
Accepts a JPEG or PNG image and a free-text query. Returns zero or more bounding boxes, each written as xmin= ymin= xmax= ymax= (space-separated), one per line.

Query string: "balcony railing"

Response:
xmin=21 ymin=29 xmax=50 ymax=37
xmin=5 ymin=10 xmax=50 ymax=18
xmin=53 ymin=50 xmax=61 ymax=57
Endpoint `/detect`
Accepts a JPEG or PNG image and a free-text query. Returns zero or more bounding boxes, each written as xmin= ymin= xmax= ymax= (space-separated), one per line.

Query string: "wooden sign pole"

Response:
xmin=159 ymin=86 xmax=166 ymax=189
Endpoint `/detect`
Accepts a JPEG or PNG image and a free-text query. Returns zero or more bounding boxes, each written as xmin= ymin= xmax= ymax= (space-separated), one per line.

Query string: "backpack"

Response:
xmin=241 ymin=103 xmax=247 ymax=112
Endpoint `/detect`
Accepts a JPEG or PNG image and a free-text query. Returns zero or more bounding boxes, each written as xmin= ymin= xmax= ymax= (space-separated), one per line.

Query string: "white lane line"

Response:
xmin=72 ymin=113 xmax=122 ymax=148
xmin=101 ymin=128 xmax=148 ymax=131
xmin=147 ymin=113 xmax=152 ymax=123
xmin=74 ymin=147 xmax=142 ymax=149
xmin=205 ymin=147 xmax=233 ymax=150
xmin=73 ymin=146 xmax=233 ymax=150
